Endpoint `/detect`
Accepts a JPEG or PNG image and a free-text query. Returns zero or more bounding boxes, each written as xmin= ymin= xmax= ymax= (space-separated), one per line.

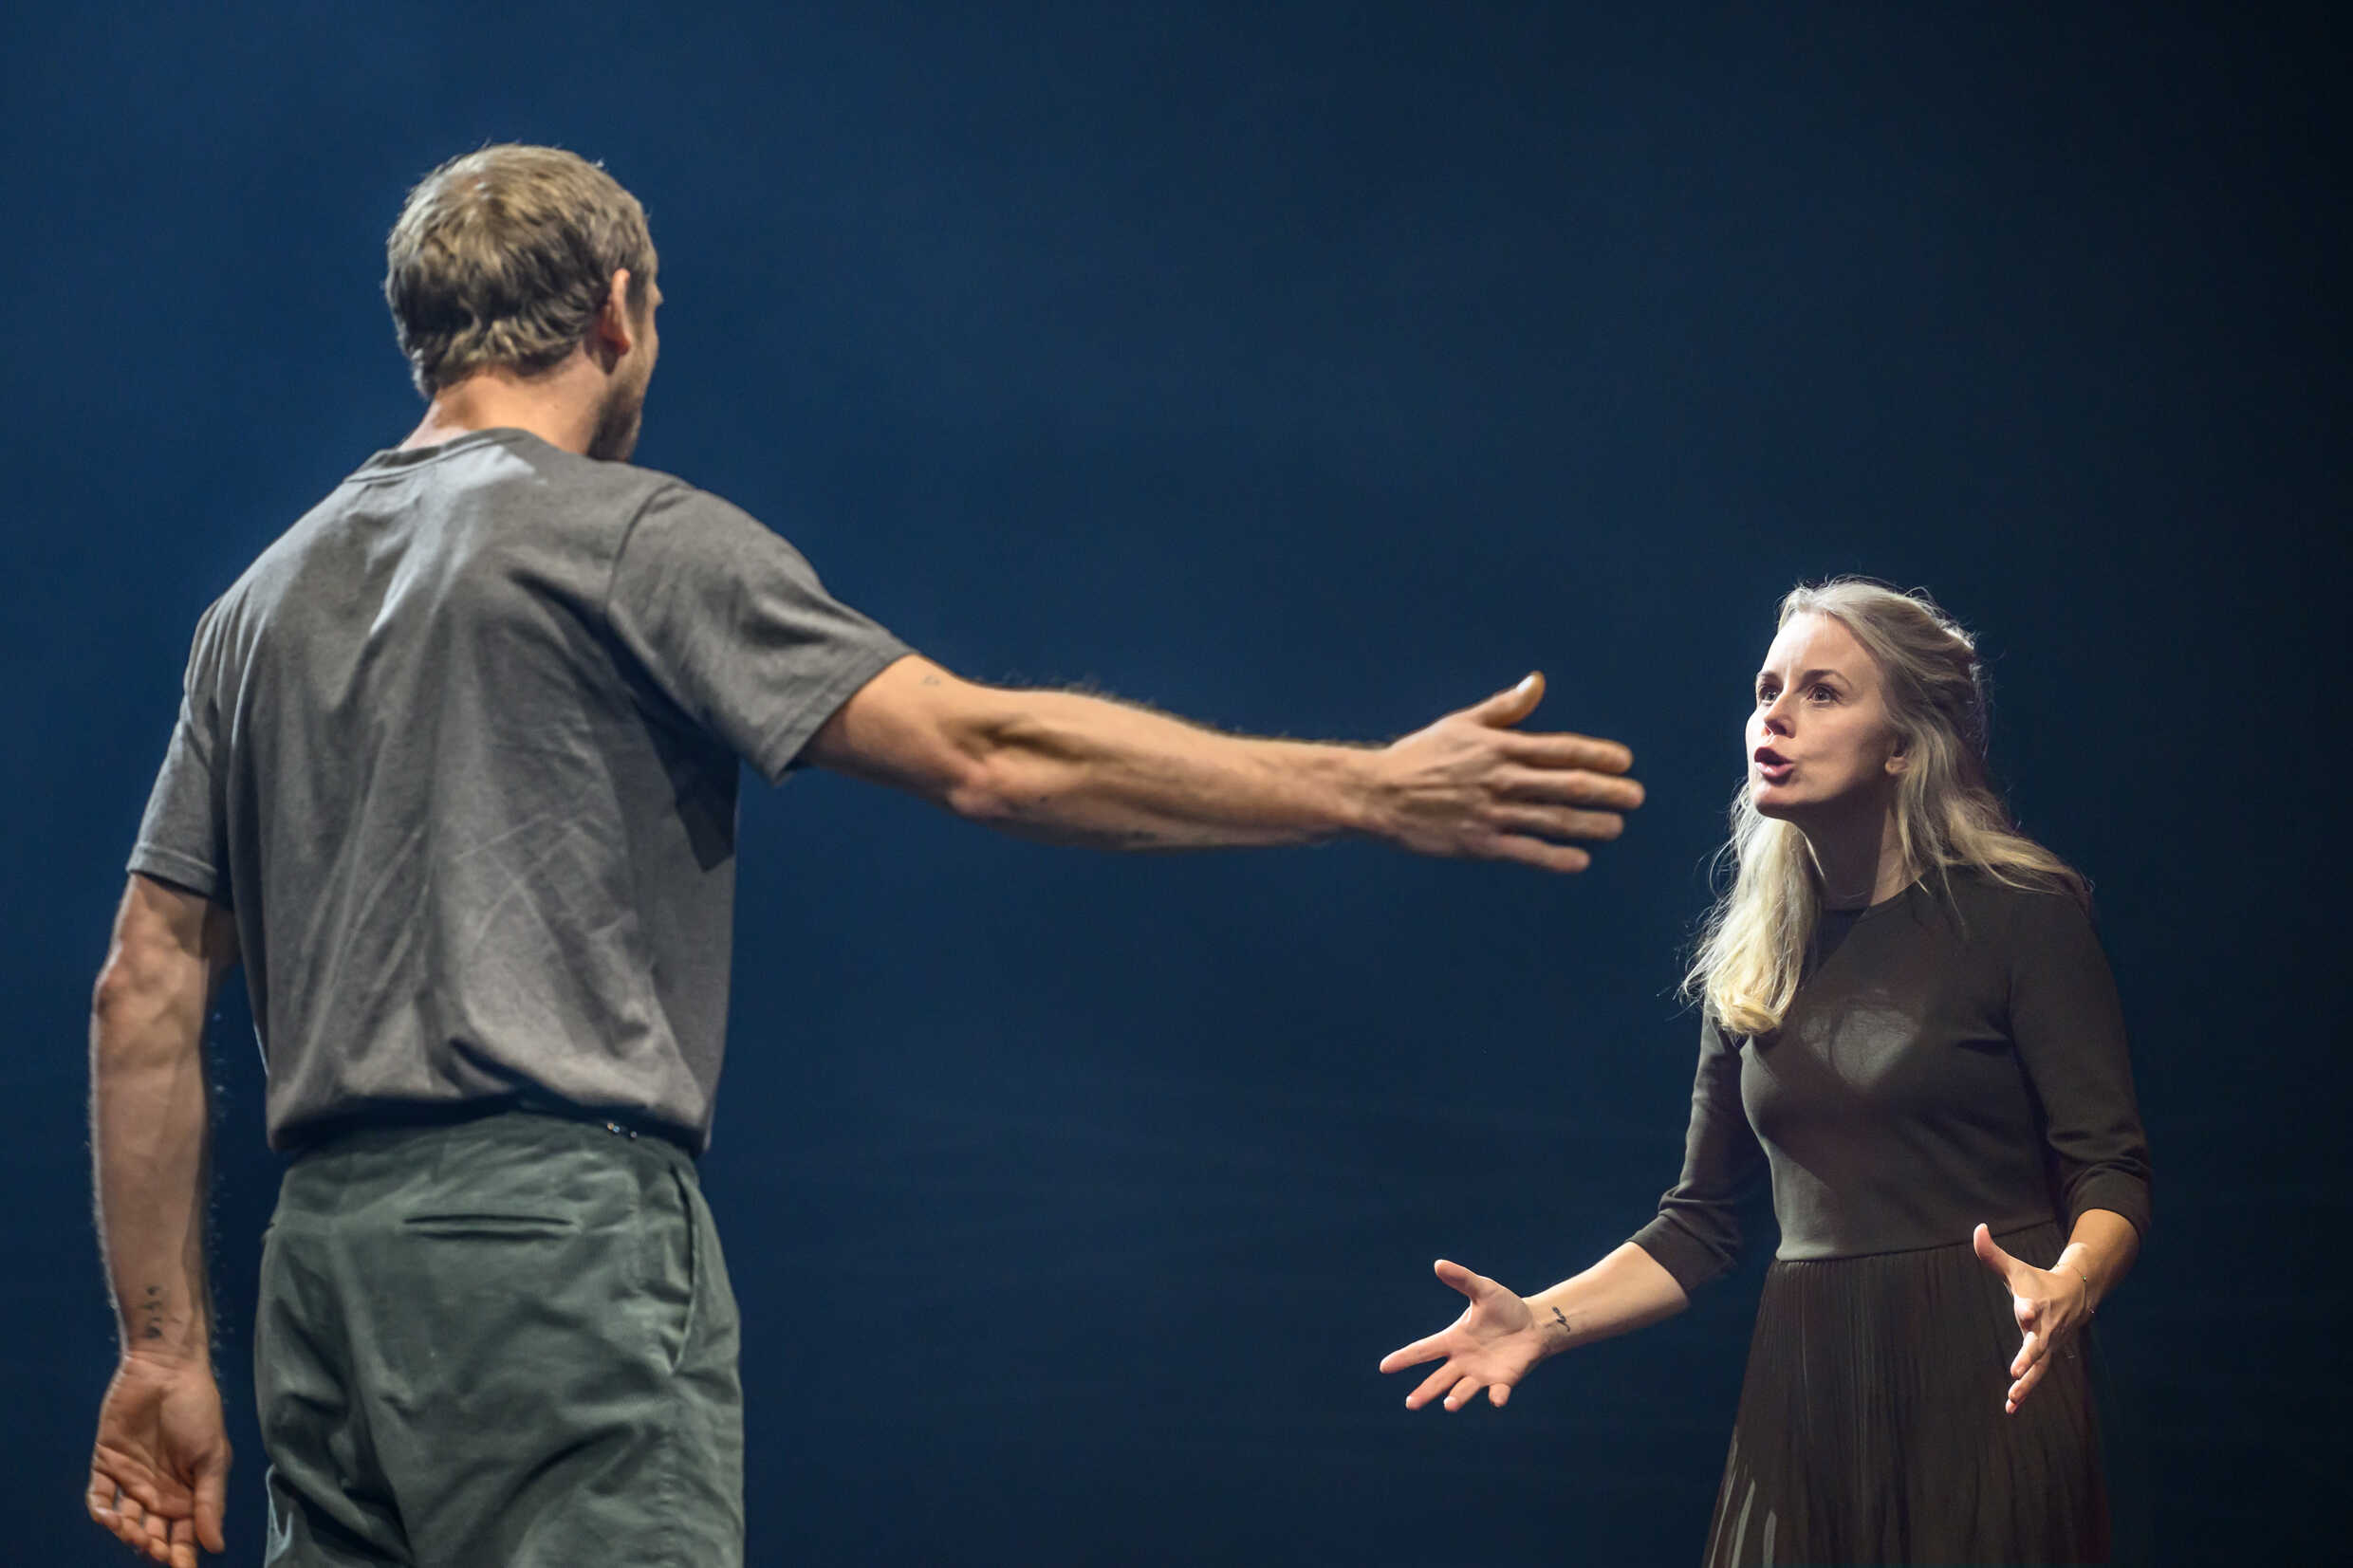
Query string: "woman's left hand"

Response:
xmin=1971 ymin=1223 xmax=2093 ymax=1414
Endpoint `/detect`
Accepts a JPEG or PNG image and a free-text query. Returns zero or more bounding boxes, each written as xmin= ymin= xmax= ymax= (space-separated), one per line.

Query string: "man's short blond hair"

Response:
xmin=385 ymin=144 xmax=657 ymax=397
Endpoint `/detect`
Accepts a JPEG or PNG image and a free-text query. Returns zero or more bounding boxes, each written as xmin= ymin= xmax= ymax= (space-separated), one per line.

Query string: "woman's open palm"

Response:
xmin=1379 ymin=1259 xmax=1551 ymax=1411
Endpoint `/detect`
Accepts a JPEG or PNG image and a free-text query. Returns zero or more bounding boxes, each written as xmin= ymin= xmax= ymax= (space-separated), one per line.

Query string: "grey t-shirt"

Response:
xmin=129 ymin=428 xmax=911 ymax=1153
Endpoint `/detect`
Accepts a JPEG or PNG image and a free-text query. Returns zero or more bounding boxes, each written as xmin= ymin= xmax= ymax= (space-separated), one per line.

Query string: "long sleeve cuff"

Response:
xmin=1628 ymin=1213 xmax=1735 ymax=1296
xmin=2064 ymin=1171 xmax=2151 ymax=1241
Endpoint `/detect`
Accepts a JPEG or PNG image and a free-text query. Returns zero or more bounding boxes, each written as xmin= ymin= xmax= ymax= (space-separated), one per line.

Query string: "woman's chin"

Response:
xmin=1751 ymin=784 xmax=1803 ymax=821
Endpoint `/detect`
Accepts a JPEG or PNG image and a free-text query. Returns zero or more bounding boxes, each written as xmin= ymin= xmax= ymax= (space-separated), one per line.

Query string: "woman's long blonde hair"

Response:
xmin=1682 ymin=580 xmax=2084 ymax=1036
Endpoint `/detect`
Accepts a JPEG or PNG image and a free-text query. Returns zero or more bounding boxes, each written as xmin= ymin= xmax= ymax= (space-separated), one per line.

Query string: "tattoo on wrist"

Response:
xmin=139 ymin=1284 xmax=165 ymax=1341
xmin=1550 ymin=1306 xmax=1571 ymax=1338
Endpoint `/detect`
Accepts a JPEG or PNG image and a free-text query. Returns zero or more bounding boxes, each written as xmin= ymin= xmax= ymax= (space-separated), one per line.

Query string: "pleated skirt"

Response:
xmin=1701 ymin=1220 xmax=2108 ymax=1566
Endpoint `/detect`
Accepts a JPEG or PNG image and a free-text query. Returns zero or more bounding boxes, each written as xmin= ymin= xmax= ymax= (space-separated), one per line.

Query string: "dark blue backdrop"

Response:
xmin=6 ymin=2 xmax=2343 ymax=1561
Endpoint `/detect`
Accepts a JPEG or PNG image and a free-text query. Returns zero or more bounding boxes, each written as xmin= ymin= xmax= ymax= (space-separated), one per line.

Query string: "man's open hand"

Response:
xmin=1369 ymin=673 xmax=1643 ymax=871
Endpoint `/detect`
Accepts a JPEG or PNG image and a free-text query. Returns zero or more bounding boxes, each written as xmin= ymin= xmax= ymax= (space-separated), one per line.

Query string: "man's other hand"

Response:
xmin=86 ymin=1353 xmax=230 ymax=1566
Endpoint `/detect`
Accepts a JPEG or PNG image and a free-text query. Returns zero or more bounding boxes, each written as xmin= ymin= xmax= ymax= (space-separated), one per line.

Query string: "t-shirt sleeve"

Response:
xmin=1628 ymin=1012 xmax=1769 ymax=1294
xmin=604 ymin=484 xmax=914 ymax=784
xmin=126 ymin=603 xmax=233 ymax=906
xmin=2007 ymin=890 xmax=2153 ymax=1239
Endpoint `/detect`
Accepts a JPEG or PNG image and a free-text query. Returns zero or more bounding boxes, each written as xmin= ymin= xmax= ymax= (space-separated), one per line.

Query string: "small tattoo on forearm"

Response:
xmin=1551 ymin=1306 xmax=1571 ymax=1337
xmin=140 ymin=1284 xmax=166 ymax=1340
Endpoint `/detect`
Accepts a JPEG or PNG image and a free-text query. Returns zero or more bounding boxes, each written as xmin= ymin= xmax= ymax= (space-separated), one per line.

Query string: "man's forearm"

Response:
xmin=92 ymin=1007 xmax=214 ymax=1361
xmin=89 ymin=885 xmax=226 ymax=1364
xmin=954 ymin=688 xmax=1376 ymax=849
xmin=811 ymin=656 xmax=1639 ymax=868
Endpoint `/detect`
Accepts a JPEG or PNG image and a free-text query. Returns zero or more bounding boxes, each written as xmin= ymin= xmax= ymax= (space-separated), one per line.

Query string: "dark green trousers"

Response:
xmin=255 ymin=1111 xmax=743 ymax=1567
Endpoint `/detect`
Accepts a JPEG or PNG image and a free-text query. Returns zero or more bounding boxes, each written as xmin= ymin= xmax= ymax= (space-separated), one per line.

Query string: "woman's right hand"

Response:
xmin=1379 ymin=1258 xmax=1560 ymax=1411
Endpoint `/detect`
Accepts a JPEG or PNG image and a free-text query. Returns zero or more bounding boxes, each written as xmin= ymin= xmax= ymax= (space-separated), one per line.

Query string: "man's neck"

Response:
xmin=400 ymin=362 xmax=602 ymax=455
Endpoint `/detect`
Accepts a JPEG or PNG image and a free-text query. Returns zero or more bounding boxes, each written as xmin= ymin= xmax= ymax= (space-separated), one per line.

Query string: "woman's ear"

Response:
xmin=1884 ymin=730 xmax=1911 ymax=777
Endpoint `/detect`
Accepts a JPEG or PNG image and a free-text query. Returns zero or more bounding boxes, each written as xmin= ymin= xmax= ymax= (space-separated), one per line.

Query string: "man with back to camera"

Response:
xmin=83 ymin=144 xmax=1644 ymax=1567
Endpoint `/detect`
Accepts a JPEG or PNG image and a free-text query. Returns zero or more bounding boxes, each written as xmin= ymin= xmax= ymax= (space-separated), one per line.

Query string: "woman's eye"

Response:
xmin=1808 ymin=684 xmax=1836 ymax=702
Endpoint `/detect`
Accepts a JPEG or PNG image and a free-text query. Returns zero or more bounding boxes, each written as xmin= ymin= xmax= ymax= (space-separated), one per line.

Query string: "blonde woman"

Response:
xmin=1381 ymin=581 xmax=2149 ymax=1564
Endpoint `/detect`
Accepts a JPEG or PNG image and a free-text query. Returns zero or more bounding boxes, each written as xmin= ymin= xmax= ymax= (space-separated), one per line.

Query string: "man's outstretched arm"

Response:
xmin=86 ymin=873 xmax=236 ymax=1567
xmin=806 ymin=656 xmax=1642 ymax=871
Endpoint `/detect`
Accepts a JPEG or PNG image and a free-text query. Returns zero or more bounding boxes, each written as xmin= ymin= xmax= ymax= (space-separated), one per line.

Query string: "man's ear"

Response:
xmin=589 ymin=268 xmax=637 ymax=366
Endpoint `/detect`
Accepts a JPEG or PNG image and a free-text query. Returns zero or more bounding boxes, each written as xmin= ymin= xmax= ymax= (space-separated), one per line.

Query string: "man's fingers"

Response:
xmin=1484 ymin=835 xmax=1594 ymax=874
xmin=195 ymin=1460 xmax=229 ymax=1554
xmin=1495 ymin=763 xmax=1643 ymax=810
xmin=1501 ymin=730 xmax=1638 ymax=780
xmin=104 ymin=1466 xmax=167 ymax=1516
xmin=1462 ymin=673 xmax=1547 ymax=729
xmin=100 ymin=1496 xmax=148 ymax=1556
xmin=1487 ymin=803 xmax=1625 ymax=845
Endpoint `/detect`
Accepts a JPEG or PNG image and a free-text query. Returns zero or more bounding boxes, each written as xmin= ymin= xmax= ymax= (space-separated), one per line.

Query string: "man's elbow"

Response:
xmin=88 ymin=951 xmax=198 ymax=1067
xmin=941 ymin=747 xmax=1035 ymax=826
xmin=935 ymin=707 xmax=1074 ymax=827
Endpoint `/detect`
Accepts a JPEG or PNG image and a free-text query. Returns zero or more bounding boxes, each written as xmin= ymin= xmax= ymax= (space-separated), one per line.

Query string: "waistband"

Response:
xmin=281 ymin=1093 xmax=700 ymax=1161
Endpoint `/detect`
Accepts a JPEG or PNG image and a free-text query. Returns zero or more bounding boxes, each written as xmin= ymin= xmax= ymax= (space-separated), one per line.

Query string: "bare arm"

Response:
xmin=2054 ymin=1207 xmax=2140 ymax=1310
xmin=92 ymin=875 xmax=232 ymax=1356
xmin=1380 ymin=1244 xmax=1688 ymax=1411
xmin=806 ymin=655 xmax=1643 ymax=871
xmin=85 ymin=873 xmax=236 ymax=1566
xmin=1524 ymin=1243 xmax=1690 ymax=1354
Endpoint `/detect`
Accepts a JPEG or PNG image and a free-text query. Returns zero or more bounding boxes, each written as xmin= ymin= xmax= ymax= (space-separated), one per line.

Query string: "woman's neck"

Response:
xmin=1802 ymin=802 xmax=1914 ymax=911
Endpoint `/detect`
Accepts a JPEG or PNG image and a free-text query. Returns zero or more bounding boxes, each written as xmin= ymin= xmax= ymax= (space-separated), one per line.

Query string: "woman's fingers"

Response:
xmin=1971 ymin=1222 xmax=2024 ymax=1283
xmin=1407 ymin=1364 xmax=1460 ymax=1410
xmin=1442 ymin=1376 xmax=1482 ymax=1411
xmin=1434 ymin=1258 xmax=1511 ymax=1308
xmin=1488 ymin=1381 xmax=1512 ymax=1409
xmin=2006 ymin=1353 xmax=2051 ymax=1413
xmin=1432 ymin=1258 xmax=1477 ymax=1292
xmin=1380 ymin=1339 xmax=1435 ymax=1374
xmin=2010 ymin=1328 xmax=2043 ymax=1379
